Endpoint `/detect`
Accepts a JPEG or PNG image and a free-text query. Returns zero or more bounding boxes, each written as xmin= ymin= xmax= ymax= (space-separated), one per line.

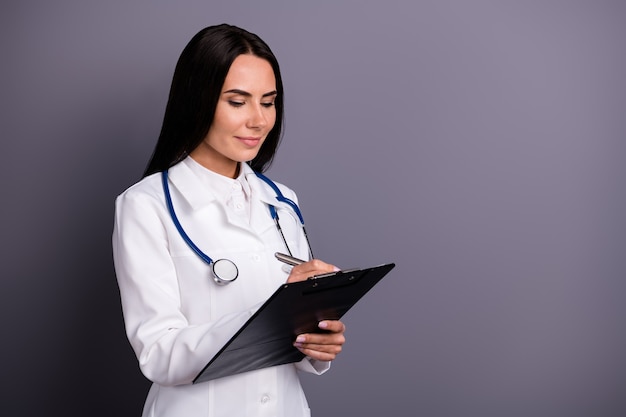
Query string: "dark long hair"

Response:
xmin=143 ymin=24 xmax=284 ymax=177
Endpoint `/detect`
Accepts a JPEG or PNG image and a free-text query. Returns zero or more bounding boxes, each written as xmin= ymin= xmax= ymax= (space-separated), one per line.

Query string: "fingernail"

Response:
xmin=296 ymin=335 xmax=305 ymax=343
xmin=318 ymin=321 xmax=328 ymax=329
xmin=333 ymin=266 xmax=340 ymax=271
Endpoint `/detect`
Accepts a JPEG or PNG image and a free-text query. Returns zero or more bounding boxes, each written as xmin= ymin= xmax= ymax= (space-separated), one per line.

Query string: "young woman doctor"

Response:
xmin=112 ymin=24 xmax=346 ymax=417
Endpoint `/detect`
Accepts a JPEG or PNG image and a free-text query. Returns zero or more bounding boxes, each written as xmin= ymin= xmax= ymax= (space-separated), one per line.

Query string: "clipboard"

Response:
xmin=193 ymin=262 xmax=395 ymax=384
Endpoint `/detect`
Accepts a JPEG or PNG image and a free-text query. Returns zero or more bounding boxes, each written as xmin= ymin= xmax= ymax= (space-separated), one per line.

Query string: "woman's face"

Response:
xmin=190 ymin=54 xmax=277 ymax=178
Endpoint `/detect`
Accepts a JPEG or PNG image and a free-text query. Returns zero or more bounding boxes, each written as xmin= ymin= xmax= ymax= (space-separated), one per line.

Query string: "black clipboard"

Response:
xmin=193 ymin=262 xmax=395 ymax=384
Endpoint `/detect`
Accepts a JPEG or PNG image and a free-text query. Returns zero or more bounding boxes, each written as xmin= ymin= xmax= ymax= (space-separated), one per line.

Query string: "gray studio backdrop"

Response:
xmin=2 ymin=1 xmax=625 ymax=416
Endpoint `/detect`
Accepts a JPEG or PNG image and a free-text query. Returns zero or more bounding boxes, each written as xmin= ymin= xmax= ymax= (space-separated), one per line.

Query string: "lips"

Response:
xmin=236 ymin=136 xmax=262 ymax=147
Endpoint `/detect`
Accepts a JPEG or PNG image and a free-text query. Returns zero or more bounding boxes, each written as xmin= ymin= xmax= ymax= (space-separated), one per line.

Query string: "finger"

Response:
xmin=294 ymin=259 xmax=337 ymax=275
xmin=294 ymin=339 xmax=344 ymax=353
xmin=318 ymin=320 xmax=346 ymax=333
xmin=294 ymin=331 xmax=346 ymax=348
xmin=287 ymin=260 xmax=339 ymax=283
xmin=295 ymin=345 xmax=343 ymax=361
xmin=294 ymin=337 xmax=344 ymax=360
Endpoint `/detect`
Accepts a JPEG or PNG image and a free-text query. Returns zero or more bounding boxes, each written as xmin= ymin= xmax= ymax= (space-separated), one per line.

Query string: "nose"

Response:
xmin=246 ymin=103 xmax=268 ymax=129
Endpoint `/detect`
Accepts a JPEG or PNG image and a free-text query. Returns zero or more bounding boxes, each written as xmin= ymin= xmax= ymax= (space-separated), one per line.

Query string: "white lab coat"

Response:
xmin=112 ymin=158 xmax=329 ymax=417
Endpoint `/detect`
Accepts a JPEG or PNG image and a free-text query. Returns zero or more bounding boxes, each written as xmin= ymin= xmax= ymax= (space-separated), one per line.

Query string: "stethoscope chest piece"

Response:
xmin=211 ymin=258 xmax=238 ymax=285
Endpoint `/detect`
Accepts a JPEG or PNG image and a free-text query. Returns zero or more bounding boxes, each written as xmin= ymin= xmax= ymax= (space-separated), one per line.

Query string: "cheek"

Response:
xmin=212 ymin=104 xmax=246 ymax=133
xmin=267 ymin=111 xmax=277 ymax=131
xmin=213 ymin=112 xmax=241 ymax=134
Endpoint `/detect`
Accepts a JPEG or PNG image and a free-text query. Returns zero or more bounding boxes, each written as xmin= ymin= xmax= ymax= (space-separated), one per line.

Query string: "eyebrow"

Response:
xmin=223 ymin=89 xmax=278 ymax=98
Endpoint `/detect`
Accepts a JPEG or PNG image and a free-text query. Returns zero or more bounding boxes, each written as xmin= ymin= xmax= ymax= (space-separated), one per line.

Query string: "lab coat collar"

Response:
xmin=166 ymin=158 xmax=218 ymax=210
xmin=241 ymin=163 xmax=286 ymax=209
xmin=166 ymin=158 xmax=282 ymax=212
xmin=166 ymin=159 xmax=287 ymax=236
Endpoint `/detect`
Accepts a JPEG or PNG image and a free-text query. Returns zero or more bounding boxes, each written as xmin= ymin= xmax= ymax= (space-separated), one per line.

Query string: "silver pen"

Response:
xmin=274 ymin=252 xmax=306 ymax=266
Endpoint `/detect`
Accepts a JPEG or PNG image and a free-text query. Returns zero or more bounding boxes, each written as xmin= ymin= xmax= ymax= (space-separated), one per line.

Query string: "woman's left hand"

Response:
xmin=293 ymin=320 xmax=346 ymax=361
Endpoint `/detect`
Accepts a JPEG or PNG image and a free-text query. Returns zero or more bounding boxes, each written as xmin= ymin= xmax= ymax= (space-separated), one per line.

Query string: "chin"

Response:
xmin=239 ymin=152 xmax=261 ymax=163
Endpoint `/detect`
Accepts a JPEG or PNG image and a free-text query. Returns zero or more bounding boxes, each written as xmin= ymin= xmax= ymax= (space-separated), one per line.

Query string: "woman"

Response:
xmin=112 ymin=24 xmax=346 ymax=417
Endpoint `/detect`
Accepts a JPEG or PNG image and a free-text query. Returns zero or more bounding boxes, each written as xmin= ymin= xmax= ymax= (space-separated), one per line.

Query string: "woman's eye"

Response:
xmin=228 ymin=100 xmax=244 ymax=107
xmin=261 ymin=102 xmax=275 ymax=108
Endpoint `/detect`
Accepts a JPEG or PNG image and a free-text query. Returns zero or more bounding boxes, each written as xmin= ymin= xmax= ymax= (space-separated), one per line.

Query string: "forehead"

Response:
xmin=222 ymin=54 xmax=276 ymax=91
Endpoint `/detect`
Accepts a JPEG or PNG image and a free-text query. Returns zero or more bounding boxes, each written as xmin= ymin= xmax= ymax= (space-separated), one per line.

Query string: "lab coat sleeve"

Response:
xmin=112 ymin=187 xmax=256 ymax=387
xmin=295 ymin=357 xmax=331 ymax=374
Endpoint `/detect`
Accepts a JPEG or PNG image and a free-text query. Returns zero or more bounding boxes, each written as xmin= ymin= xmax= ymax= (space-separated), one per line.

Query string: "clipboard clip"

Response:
xmin=304 ymin=268 xmax=362 ymax=293
xmin=308 ymin=268 xmax=360 ymax=281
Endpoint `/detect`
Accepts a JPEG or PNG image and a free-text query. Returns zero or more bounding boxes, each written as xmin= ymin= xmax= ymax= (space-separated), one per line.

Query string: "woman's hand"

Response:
xmin=293 ymin=320 xmax=346 ymax=361
xmin=286 ymin=259 xmax=339 ymax=283
xmin=287 ymin=259 xmax=346 ymax=361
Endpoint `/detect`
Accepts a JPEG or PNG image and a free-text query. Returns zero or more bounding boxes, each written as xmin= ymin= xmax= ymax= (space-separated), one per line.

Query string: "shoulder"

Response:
xmin=114 ymin=172 xmax=167 ymax=218
xmin=116 ymin=172 xmax=163 ymax=203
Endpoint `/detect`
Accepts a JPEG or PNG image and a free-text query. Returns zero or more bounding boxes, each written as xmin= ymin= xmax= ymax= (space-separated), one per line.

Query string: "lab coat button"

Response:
xmin=252 ymin=254 xmax=261 ymax=262
xmin=235 ymin=203 xmax=243 ymax=210
xmin=261 ymin=395 xmax=270 ymax=404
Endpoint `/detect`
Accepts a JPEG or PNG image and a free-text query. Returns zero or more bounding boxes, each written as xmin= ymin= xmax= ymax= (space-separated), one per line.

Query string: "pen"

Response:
xmin=274 ymin=252 xmax=306 ymax=266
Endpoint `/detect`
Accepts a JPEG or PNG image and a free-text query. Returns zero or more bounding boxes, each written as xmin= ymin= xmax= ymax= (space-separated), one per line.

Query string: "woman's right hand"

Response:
xmin=286 ymin=259 xmax=339 ymax=283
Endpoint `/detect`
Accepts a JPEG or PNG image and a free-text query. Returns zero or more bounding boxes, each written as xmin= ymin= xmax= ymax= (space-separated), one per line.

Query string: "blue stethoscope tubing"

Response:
xmin=254 ymin=171 xmax=314 ymax=259
xmin=161 ymin=169 xmax=313 ymax=285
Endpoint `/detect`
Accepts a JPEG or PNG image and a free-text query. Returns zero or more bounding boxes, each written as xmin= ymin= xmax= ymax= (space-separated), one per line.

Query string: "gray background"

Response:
xmin=1 ymin=1 xmax=625 ymax=416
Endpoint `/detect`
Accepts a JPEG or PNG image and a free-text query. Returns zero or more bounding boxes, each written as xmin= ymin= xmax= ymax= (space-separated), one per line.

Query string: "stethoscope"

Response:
xmin=161 ymin=169 xmax=314 ymax=285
